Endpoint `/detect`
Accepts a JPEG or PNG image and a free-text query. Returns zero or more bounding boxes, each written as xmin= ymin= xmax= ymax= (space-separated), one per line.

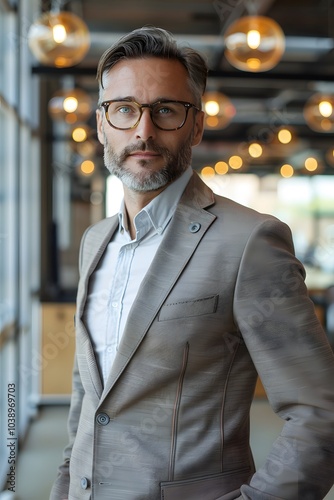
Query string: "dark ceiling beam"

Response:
xmin=31 ymin=64 xmax=334 ymax=84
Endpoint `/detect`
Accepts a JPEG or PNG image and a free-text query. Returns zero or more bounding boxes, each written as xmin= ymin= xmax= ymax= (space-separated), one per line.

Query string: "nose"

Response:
xmin=135 ymin=107 xmax=156 ymax=141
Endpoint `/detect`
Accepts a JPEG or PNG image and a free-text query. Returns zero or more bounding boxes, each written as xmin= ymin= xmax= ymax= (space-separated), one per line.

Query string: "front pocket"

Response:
xmin=158 ymin=294 xmax=219 ymax=321
xmin=160 ymin=468 xmax=251 ymax=500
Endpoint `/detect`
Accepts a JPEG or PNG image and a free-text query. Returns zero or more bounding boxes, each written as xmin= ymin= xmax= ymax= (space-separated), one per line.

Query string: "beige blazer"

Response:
xmin=50 ymin=172 xmax=334 ymax=500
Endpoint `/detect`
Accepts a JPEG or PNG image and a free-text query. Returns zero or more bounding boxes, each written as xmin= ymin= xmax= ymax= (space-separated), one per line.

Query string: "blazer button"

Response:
xmin=80 ymin=477 xmax=89 ymax=490
xmin=96 ymin=412 xmax=110 ymax=425
xmin=189 ymin=222 xmax=201 ymax=233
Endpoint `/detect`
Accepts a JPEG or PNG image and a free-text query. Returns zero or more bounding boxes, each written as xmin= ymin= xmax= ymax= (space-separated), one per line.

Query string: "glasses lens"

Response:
xmin=106 ymin=101 xmax=189 ymax=130
xmin=151 ymin=102 xmax=187 ymax=130
xmin=107 ymin=101 xmax=141 ymax=129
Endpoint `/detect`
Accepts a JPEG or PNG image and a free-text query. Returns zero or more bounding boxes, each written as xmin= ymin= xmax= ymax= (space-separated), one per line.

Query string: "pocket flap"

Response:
xmin=158 ymin=294 xmax=218 ymax=321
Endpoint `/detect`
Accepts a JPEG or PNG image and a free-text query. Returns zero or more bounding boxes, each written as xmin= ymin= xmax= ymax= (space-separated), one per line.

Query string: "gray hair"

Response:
xmin=97 ymin=26 xmax=208 ymax=108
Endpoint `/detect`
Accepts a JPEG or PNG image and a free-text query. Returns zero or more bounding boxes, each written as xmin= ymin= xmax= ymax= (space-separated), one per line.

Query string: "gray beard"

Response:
xmin=103 ymin=135 xmax=193 ymax=192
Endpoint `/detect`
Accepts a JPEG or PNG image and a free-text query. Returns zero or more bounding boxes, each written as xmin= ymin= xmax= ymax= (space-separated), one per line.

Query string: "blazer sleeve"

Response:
xmin=233 ymin=217 xmax=334 ymax=499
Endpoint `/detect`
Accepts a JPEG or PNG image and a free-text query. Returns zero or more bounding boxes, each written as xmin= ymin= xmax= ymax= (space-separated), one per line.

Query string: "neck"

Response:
xmin=123 ymin=186 xmax=166 ymax=240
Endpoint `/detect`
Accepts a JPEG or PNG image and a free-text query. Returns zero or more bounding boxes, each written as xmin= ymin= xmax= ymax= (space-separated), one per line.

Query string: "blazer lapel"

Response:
xmin=101 ymin=173 xmax=216 ymax=400
xmin=76 ymin=216 xmax=119 ymax=398
xmin=77 ymin=216 xmax=119 ymax=319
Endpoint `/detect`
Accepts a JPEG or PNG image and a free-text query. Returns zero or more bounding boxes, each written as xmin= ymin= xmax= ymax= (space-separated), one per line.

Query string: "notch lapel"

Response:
xmin=76 ymin=216 xmax=119 ymax=398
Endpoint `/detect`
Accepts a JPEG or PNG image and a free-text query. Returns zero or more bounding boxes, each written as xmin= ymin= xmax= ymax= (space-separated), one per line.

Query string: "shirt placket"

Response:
xmin=103 ymin=241 xmax=138 ymax=381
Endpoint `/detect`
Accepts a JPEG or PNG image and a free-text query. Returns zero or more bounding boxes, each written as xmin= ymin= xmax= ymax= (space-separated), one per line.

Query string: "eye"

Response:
xmin=154 ymin=104 xmax=175 ymax=115
xmin=109 ymin=101 xmax=138 ymax=115
xmin=117 ymin=104 xmax=135 ymax=114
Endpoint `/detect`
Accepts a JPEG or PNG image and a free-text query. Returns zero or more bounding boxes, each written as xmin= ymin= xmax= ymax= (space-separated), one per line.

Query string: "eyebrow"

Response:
xmin=104 ymin=96 xmax=179 ymax=103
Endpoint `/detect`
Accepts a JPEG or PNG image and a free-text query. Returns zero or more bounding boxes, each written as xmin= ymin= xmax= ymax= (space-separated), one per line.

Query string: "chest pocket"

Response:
xmin=158 ymin=294 xmax=218 ymax=322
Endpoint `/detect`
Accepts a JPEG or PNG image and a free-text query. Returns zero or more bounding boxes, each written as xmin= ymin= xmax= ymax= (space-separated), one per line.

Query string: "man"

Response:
xmin=50 ymin=27 xmax=334 ymax=500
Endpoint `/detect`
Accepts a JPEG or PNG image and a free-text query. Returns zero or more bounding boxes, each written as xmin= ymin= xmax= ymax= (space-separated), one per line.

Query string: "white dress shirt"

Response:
xmin=83 ymin=167 xmax=193 ymax=384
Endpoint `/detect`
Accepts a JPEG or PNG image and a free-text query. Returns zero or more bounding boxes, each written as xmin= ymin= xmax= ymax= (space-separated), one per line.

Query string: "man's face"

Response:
xmin=96 ymin=57 xmax=204 ymax=192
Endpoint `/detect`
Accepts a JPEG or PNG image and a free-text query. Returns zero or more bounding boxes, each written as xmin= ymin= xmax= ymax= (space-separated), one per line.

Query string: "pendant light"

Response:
xmin=28 ymin=8 xmax=90 ymax=67
xmin=223 ymin=15 xmax=285 ymax=72
xmin=202 ymin=91 xmax=236 ymax=130
xmin=48 ymin=88 xmax=93 ymax=124
xmin=303 ymin=93 xmax=334 ymax=133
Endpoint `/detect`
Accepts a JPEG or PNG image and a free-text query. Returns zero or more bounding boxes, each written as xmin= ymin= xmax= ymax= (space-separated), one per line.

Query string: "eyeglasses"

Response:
xmin=100 ymin=99 xmax=200 ymax=131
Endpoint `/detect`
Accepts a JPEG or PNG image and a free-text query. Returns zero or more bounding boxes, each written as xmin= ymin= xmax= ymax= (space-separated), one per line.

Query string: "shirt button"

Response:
xmin=111 ymin=301 xmax=118 ymax=308
xmin=157 ymin=226 xmax=163 ymax=234
xmin=81 ymin=477 xmax=89 ymax=490
xmin=96 ymin=412 xmax=110 ymax=425
xmin=107 ymin=346 xmax=113 ymax=353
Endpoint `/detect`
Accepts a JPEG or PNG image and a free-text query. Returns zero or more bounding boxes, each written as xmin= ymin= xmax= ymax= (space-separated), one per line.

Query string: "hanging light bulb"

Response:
xmin=28 ymin=11 xmax=90 ymax=67
xmin=304 ymin=93 xmax=334 ymax=133
xmin=223 ymin=15 xmax=285 ymax=72
xmin=48 ymin=88 xmax=93 ymax=124
xmin=202 ymin=91 xmax=236 ymax=129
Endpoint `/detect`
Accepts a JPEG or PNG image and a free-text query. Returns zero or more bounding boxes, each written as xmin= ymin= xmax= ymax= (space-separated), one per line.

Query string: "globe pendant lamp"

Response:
xmin=223 ymin=15 xmax=285 ymax=72
xmin=28 ymin=10 xmax=90 ymax=67
xmin=48 ymin=88 xmax=93 ymax=124
xmin=303 ymin=93 xmax=334 ymax=133
xmin=202 ymin=91 xmax=236 ymax=130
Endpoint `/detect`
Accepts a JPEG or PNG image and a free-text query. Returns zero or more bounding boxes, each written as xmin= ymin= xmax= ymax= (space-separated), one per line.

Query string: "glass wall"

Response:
xmin=0 ymin=0 xmax=40 ymax=489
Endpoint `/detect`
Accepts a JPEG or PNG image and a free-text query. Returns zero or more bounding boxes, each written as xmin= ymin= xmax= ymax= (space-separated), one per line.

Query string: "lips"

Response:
xmin=129 ymin=151 xmax=160 ymax=158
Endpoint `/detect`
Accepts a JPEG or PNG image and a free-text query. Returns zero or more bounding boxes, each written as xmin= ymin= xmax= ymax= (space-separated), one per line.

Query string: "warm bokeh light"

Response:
xmin=247 ymin=30 xmax=261 ymax=49
xmin=278 ymin=128 xmax=292 ymax=144
xmin=201 ymin=166 xmax=215 ymax=178
xmin=304 ymin=157 xmax=318 ymax=172
xmin=63 ymin=96 xmax=78 ymax=113
xmin=280 ymin=164 xmax=294 ymax=178
xmin=80 ymin=160 xmax=95 ymax=175
xmin=223 ymin=16 xmax=285 ymax=72
xmin=215 ymin=161 xmax=229 ymax=175
xmin=228 ymin=155 xmax=243 ymax=169
xmin=52 ymin=24 xmax=67 ymax=43
xmin=248 ymin=143 xmax=263 ymax=158
xmin=205 ymin=100 xmax=220 ymax=116
xmin=319 ymin=100 xmax=333 ymax=118
xmin=72 ymin=126 xmax=88 ymax=142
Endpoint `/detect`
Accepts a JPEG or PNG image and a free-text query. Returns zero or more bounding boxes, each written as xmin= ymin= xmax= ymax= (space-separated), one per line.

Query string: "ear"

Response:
xmin=192 ymin=110 xmax=205 ymax=146
xmin=96 ymin=108 xmax=105 ymax=145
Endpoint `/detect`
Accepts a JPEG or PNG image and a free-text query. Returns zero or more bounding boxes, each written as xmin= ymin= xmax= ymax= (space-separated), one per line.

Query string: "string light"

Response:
xmin=201 ymin=166 xmax=216 ymax=178
xmin=248 ymin=143 xmax=263 ymax=158
xmin=215 ymin=161 xmax=229 ymax=175
xmin=228 ymin=155 xmax=243 ymax=170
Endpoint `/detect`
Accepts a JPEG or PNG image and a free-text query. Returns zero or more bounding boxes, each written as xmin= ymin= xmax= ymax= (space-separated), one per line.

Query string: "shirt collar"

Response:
xmin=118 ymin=167 xmax=193 ymax=237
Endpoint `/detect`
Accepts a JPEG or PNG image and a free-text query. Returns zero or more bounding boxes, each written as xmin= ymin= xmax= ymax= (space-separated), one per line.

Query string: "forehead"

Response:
xmin=101 ymin=57 xmax=192 ymax=102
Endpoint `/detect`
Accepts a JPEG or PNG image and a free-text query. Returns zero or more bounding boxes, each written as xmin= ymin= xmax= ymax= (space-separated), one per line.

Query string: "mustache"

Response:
xmin=121 ymin=140 xmax=170 ymax=158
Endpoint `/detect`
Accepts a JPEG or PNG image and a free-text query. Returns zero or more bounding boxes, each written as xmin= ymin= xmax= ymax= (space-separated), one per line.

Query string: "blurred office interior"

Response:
xmin=1 ymin=0 xmax=334 ymax=498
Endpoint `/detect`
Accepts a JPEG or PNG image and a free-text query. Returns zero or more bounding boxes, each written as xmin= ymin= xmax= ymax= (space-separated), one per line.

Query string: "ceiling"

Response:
xmin=34 ymin=0 xmax=334 ymax=175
